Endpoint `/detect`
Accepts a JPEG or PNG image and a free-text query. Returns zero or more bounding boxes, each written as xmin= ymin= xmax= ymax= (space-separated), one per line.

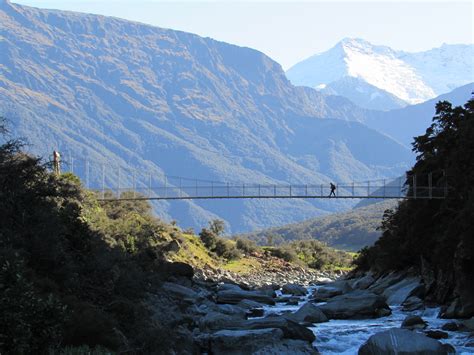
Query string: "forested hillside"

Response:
xmin=242 ymin=200 xmax=397 ymax=251
xmin=0 ymin=0 xmax=412 ymax=232
xmin=356 ymin=99 xmax=474 ymax=318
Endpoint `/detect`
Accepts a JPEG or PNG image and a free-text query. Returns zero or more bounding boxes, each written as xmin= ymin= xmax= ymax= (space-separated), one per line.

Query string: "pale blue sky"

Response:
xmin=14 ymin=1 xmax=474 ymax=69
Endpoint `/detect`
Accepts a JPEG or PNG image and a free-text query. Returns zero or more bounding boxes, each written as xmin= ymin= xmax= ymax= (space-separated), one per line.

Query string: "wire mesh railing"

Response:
xmin=49 ymin=154 xmax=448 ymax=201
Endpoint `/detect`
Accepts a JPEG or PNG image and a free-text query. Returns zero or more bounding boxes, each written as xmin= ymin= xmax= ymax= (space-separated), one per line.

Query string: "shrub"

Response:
xmin=270 ymin=246 xmax=298 ymax=262
xmin=199 ymin=228 xmax=217 ymax=250
xmin=215 ymin=239 xmax=241 ymax=260
xmin=235 ymin=238 xmax=258 ymax=254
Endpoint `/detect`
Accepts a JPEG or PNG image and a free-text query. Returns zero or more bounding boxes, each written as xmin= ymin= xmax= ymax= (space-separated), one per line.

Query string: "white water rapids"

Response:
xmin=261 ymin=286 xmax=473 ymax=354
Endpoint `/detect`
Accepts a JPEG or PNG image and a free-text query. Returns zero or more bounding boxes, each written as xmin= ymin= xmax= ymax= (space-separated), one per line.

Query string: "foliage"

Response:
xmin=235 ymin=237 xmax=258 ymax=254
xmin=242 ymin=200 xmax=397 ymax=251
xmin=0 ymin=121 xmax=188 ymax=353
xmin=355 ymin=100 xmax=474 ymax=303
xmin=199 ymin=228 xmax=240 ymax=260
xmin=208 ymin=219 xmax=226 ymax=236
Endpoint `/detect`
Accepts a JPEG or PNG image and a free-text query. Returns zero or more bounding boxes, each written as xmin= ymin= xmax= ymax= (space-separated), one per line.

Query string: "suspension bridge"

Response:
xmin=53 ymin=154 xmax=448 ymax=202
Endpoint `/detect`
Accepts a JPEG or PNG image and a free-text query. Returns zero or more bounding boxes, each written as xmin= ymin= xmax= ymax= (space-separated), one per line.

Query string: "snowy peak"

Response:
xmin=287 ymin=39 xmax=474 ymax=109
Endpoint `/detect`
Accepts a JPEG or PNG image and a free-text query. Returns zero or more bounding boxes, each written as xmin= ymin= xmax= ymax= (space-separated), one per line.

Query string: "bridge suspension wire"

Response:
xmin=49 ymin=154 xmax=449 ymax=201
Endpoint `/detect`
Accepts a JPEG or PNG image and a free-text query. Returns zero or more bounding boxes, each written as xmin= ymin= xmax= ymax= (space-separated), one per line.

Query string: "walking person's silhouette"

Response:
xmin=329 ymin=182 xmax=336 ymax=197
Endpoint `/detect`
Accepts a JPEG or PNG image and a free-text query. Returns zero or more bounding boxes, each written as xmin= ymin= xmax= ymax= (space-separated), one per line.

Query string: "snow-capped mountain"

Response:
xmin=286 ymin=38 xmax=473 ymax=110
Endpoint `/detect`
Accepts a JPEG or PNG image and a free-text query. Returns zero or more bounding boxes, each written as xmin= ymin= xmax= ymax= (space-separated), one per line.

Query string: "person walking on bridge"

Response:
xmin=329 ymin=182 xmax=336 ymax=197
xmin=53 ymin=150 xmax=61 ymax=176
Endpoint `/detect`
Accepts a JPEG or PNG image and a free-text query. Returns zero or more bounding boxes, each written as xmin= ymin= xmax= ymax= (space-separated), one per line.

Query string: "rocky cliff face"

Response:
xmin=0 ymin=1 xmax=412 ymax=232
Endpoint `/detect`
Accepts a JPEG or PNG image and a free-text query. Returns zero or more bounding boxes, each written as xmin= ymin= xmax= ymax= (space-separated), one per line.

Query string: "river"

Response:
xmin=262 ymin=286 xmax=473 ymax=354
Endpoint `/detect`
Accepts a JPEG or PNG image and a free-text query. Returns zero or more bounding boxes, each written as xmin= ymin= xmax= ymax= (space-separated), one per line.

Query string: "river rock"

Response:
xmin=319 ymin=290 xmax=391 ymax=319
xmin=442 ymin=298 xmax=474 ymax=319
xmin=461 ymin=317 xmax=474 ymax=331
xmin=282 ymin=284 xmax=307 ymax=296
xmin=199 ymin=311 xmax=246 ymax=331
xmin=217 ymin=289 xmax=276 ymax=305
xmin=382 ymin=277 xmax=421 ymax=305
xmin=352 ymin=274 xmax=376 ymax=290
xmin=441 ymin=322 xmax=459 ymax=331
xmin=285 ymin=302 xmax=328 ymax=324
xmin=207 ymin=328 xmax=282 ymax=354
xmin=358 ymin=328 xmax=454 ymax=355
xmin=224 ymin=315 xmax=316 ymax=342
xmin=236 ymin=299 xmax=265 ymax=317
xmin=162 ymin=282 xmax=199 ymax=301
xmin=425 ymin=330 xmax=449 ymax=339
xmin=368 ymin=272 xmax=405 ymax=295
xmin=401 ymin=315 xmax=427 ymax=330
xmin=312 ymin=280 xmax=352 ymax=302
xmin=402 ymin=296 xmax=425 ymax=311
xmin=207 ymin=328 xmax=318 ymax=355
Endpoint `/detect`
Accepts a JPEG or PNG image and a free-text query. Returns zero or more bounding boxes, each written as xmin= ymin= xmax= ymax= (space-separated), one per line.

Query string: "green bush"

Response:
xmin=270 ymin=246 xmax=298 ymax=262
xmin=215 ymin=239 xmax=241 ymax=260
xmin=235 ymin=238 xmax=258 ymax=254
xmin=199 ymin=228 xmax=217 ymax=250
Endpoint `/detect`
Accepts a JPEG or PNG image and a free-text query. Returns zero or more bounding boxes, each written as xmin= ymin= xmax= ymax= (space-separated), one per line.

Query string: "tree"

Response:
xmin=209 ymin=219 xmax=226 ymax=236
xmin=355 ymin=99 xmax=474 ymax=310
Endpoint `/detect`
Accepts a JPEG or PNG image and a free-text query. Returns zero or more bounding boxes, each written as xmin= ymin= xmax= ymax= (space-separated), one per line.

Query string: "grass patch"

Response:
xmin=223 ymin=257 xmax=261 ymax=274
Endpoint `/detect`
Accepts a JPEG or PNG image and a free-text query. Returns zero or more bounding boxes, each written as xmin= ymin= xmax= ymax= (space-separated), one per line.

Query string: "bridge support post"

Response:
xmin=383 ymin=179 xmax=386 ymax=197
xmin=149 ymin=174 xmax=152 ymax=198
xmin=320 ymin=184 xmax=323 ymax=197
xmin=133 ymin=172 xmax=136 ymax=199
xmin=164 ymin=176 xmax=167 ymax=198
xmin=117 ymin=167 xmax=121 ymax=199
xmin=367 ymin=181 xmax=370 ymax=196
xmin=85 ymin=160 xmax=89 ymax=189
xmin=227 ymin=182 xmax=230 ymax=197
xmin=101 ymin=164 xmax=105 ymax=199
xmin=352 ymin=182 xmax=354 ymax=197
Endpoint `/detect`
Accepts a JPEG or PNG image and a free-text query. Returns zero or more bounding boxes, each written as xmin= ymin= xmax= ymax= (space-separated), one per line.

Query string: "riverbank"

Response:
xmin=152 ymin=264 xmax=474 ymax=353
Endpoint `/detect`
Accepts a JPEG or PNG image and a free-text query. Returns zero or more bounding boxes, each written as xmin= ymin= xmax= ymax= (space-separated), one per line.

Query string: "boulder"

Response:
xmin=441 ymin=322 xmax=459 ymax=331
xmin=358 ymin=328 xmax=454 ymax=355
xmin=461 ymin=317 xmax=474 ymax=331
xmin=161 ymin=261 xmax=194 ymax=279
xmin=236 ymin=299 xmax=265 ymax=317
xmin=217 ymin=289 xmax=275 ymax=305
xmin=285 ymin=302 xmax=328 ymax=324
xmin=207 ymin=329 xmax=318 ymax=355
xmin=368 ymin=272 xmax=405 ymax=295
xmin=382 ymin=277 xmax=422 ymax=305
xmin=401 ymin=315 xmax=427 ymax=330
xmin=425 ymin=330 xmax=449 ymax=339
xmin=402 ymin=296 xmax=425 ymax=312
xmin=254 ymin=339 xmax=319 ymax=355
xmin=199 ymin=311 xmax=246 ymax=331
xmin=208 ymin=328 xmax=283 ymax=355
xmin=225 ymin=315 xmax=316 ymax=342
xmin=351 ymin=274 xmax=376 ymax=290
xmin=319 ymin=290 xmax=391 ymax=319
xmin=282 ymin=284 xmax=307 ymax=296
xmin=217 ymin=304 xmax=249 ymax=318
xmin=311 ymin=280 xmax=353 ymax=302
xmin=162 ymin=282 xmax=198 ymax=301
xmin=442 ymin=298 xmax=474 ymax=319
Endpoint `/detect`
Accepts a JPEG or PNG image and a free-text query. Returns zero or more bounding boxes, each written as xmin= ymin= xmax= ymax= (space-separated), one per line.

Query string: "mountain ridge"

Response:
xmin=1 ymin=2 xmax=412 ymax=232
xmin=286 ymin=38 xmax=473 ymax=110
